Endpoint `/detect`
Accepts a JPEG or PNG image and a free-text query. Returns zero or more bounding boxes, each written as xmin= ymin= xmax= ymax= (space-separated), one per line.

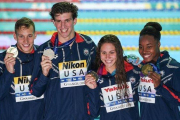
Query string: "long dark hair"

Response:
xmin=96 ymin=34 xmax=127 ymax=89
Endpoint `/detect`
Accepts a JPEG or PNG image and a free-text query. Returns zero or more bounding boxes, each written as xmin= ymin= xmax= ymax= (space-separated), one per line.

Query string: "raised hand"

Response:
xmin=4 ymin=53 xmax=16 ymax=73
xmin=41 ymin=55 xmax=52 ymax=76
xmin=148 ymin=71 xmax=161 ymax=88
xmin=85 ymin=74 xmax=97 ymax=89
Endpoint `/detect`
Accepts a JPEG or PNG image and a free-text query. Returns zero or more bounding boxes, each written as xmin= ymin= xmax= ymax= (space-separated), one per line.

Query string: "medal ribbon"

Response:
xmin=45 ymin=35 xmax=76 ymax=54
xmin=53 ymin=35 xmax=76 ymax=54
xmin=149 ymin=57 xmax=160 ymax=74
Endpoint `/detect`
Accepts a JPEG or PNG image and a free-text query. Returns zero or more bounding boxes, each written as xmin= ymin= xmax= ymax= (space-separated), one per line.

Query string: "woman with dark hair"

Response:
xmin=138 ymin=22 xmax=180 ymax=120
xmin=85 ymin=34 xmax=140 ymax=120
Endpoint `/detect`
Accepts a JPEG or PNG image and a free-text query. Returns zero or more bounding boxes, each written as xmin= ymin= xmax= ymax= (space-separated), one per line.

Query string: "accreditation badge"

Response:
xmin=14 ymin=76 xmax=44 ymax=102
xmin=138 ymin=76 xmax=156 ymax=103
xmin=101 ymin=82 xmax=134 ymax=113
xmin=59 ymin=60 xmax=87 ymax=88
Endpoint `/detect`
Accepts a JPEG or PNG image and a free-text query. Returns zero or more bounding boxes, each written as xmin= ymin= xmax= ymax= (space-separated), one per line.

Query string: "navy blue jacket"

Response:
xmin=29 ymin=32 xmax=96 ymax=120
xmin=140 ymin=51 xmax=180 ymax=120
xmin=0 ymin=45 xmax=44 ymax=120
xmin=86 ymin=61 xmax=140 ymax=120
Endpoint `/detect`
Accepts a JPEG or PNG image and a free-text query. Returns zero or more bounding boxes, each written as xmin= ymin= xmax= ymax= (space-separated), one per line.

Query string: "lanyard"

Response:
xmin=53 ymin=35 xmax=76 ymax=54
xmin=11 ymin=45 xmax=16 ymax=47
xmin=45 ymin=35 xmax=76 ymax=54
xmin=149 ymin=57 xmax=160 ymax=74
xmin=53 ymin=36 xmax=58 ymax=54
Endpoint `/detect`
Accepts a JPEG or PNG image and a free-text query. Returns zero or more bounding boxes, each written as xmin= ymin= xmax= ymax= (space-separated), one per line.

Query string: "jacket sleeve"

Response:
xmin=0 ymin=54 xmax=14 ymax=100
xmin=0 ymin=68 xmax=14 ymax=100
xmin=85 ymin=85 xmax=101 ymax=118
xmin=29 ymin=50 xmax=49 ymax=97
xmin=155 ymin=68 xmax=180 ymax=105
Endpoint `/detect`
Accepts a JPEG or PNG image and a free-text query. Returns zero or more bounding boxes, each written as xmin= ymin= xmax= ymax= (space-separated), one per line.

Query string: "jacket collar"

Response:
xmin=97 ymin=60 xmax=134 ymax=76
xmin=50 ymin=32 xmax=84 ymax=47
xmin=16 ymin=44 xmax=35 ymax=54
xmin=141 ymin=52 xmax=164 ymax=64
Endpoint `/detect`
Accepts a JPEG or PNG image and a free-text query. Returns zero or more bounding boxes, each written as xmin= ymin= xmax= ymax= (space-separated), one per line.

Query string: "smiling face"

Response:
xmin=13 ymin=25 xmax=36 ymax=53
xmin=100 ymin=43 xmax=117 ymax=73
xmin=139 ymin=35 xmax=160 ymax=63
xmin=53 ymin=12 xmax=77 ymax=43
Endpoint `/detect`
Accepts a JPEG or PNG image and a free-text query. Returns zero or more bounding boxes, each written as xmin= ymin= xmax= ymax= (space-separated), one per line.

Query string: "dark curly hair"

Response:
xmin=140 ymin=22 xmax=162 ymax=41
xmin=15 ymin=17 xmax=35 ymax=34
xmin=49 ymin=2 xmax=78 ymax=20
xmin=96 ymin=34 xmax=127 ymax=89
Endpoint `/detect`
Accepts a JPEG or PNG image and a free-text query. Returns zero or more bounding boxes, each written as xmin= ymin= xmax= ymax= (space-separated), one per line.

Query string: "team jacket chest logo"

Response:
xmin=129 ymin=77 xmax=136 ymax=84
xmin=83 ymin=48 xmax=89 ymax=56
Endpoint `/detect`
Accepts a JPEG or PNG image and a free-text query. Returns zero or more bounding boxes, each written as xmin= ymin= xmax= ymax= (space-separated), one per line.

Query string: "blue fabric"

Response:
xmin=140 ymin=51 xmax=180 ymax=120
xmin=0 ymin=45 xmax=44 ymax=120
xmin=86 ymin=62 xmax=140 ymax=120
xmin=29 ymin=33 xmax=97 ymax=120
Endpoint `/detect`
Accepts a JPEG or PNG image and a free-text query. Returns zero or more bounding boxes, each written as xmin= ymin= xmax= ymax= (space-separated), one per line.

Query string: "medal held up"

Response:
xmin=6 ymin=47 xmax=18 ymax=58
xmin=141 ymin=63 xmax=153 ymax=76
xmin=87 ymin=70 xmax=99 ymax=82
xmin=43 ymin=49 xmax=56 ymax=60
xmin=139 ymin=63 xmax=160 ymax=77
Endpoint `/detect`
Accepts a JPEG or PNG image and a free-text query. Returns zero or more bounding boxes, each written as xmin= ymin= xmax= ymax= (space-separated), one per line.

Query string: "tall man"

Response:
xmin=29 ymin=2 xmax=96 ymax=120
xmin=0 ymin=17 xmax=44 ymax=120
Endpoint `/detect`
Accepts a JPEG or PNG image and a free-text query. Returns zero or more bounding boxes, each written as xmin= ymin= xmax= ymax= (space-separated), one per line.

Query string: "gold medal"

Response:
xmin=6 ymin=47 xmax=18 ymax=57
xmin=141 ymin=63 xmax=153 ymax=76
xmin=87 ymin=71 xmax=98 ymax=81
xmin=43 ymin=49 xmax=55 ymax=60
